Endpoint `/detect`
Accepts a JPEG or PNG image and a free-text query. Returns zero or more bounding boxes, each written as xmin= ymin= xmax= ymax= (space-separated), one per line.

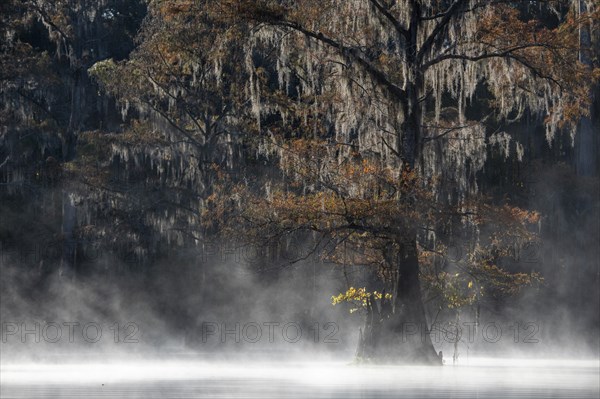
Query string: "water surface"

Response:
xmin=1 ymin=358 xmax=598 ymax=398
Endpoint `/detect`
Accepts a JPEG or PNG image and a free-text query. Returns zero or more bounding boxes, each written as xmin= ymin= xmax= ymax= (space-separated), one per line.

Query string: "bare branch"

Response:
xmin=417 ymin=0 xmax=468 ymax=64
xmin=368 ymin=0 xmax=410 ymax=41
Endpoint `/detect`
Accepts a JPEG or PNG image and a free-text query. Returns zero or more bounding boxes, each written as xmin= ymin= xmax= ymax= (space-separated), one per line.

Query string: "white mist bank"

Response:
xmin=2 ymin=358 xmax=598 ymax=399
xmin=1 ymin=358 xmax=598 ymax=386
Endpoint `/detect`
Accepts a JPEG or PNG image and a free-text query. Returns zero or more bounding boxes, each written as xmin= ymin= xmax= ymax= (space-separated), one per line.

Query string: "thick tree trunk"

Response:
xmin=357 ymin=237 xmax=441 ymax=365
xmin=392 ymin=238 xmax=440 ymax=363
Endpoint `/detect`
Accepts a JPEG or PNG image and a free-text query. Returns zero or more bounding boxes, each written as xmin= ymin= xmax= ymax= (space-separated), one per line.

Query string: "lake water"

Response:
xmin=1 ymin=358 xmax=598 ymax=398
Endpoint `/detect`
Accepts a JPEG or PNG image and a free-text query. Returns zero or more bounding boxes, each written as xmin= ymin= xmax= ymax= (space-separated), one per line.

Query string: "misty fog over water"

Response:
xmin=2 ymin=360 xmax=599 ymax=398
